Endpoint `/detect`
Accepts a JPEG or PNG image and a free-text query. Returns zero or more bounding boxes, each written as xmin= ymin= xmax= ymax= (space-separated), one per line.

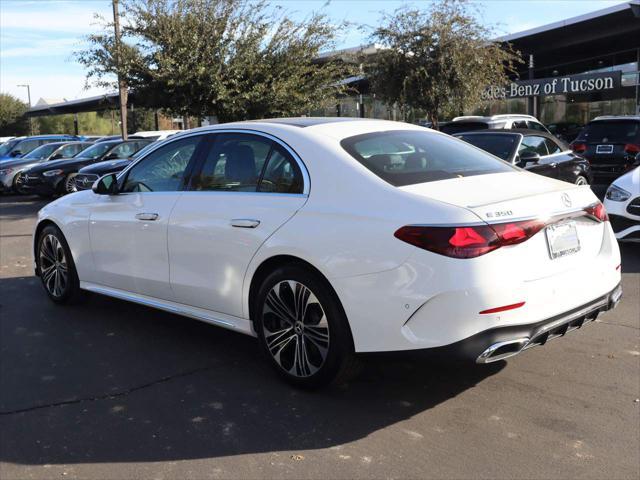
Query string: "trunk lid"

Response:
xmin=400 ymin=171 xmax=607 ymax=278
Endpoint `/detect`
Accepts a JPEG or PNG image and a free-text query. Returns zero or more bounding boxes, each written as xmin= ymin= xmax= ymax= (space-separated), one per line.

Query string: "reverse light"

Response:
xmin=394 ymin=219 xmax=546 ymax=259
xmin=584 ymin=202 xmax=608 ymax=222
xmin=43 ymin=169 xmax=64 ymax=177
xmin=570 ymin=142 xmax=587 ymax=154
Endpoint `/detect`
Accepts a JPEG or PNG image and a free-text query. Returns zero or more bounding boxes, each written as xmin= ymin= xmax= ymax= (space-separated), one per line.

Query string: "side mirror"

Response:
xmin=50 ymin=154 xmax=63 ymax=160
xmin=635 ymin=152 xmax=640 ymax=165
xmin=92 ymin=173 xmax=119 ymax=195
xmin=104 ymin=153 xmax=119 ymax=160
xmin=10 ymin=150 xmax=22 ymax=157
xmin=518 ymin=151 xmax=541 ymax=167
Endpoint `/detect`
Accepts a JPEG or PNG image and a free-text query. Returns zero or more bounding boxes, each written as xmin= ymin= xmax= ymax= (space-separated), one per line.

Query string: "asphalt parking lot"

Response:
xmin=0 ymin=195 xmax=638 ymax=480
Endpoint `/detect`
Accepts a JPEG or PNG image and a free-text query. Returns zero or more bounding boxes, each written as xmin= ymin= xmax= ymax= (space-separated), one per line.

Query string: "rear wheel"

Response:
xmin=36 ymin=225 xmax=84 ymax=304
xmin=574 ymin=175 xmax=589 ymax=186
xmin=254 ymin=264 xmax=360 ymax=388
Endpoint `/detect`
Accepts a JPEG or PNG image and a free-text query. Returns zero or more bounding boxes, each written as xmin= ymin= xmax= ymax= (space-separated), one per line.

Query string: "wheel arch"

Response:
xmin=246 ymin=255 xmax=355 ymax=346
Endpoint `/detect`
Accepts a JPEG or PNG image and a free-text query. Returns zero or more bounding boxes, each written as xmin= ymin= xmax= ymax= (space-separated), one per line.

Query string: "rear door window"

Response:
xmin=544 ymin=137 xmax=562 ymax=155
xmin=519 ymin=136 xmax=549 ymax=156
xmin=341 ymin=130 xmax=515 ymax=187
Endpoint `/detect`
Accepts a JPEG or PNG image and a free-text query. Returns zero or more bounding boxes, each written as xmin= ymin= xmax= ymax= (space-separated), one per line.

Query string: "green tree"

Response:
xmin=76 ymin=0 xmax=355 ymax=123
xmin=0 ymin=93 xmax=30 ymax=136
xmin=364 ymin=0 xmax=522 ymax=127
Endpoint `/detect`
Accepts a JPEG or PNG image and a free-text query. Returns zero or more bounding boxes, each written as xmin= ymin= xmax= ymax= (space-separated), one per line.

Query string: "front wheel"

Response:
xmin=254 ymin=264 xmax=361 ymax=388
xmin=63 ymin=174 xmax=77 ymax=194
xmin=36 ymin=225 xmax=84 ymax=304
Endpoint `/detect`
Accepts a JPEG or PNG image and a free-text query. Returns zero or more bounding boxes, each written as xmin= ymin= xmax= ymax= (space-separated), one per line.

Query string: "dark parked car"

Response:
xmin=0 ymin=135 xmax=79 ymax=162
xmin=74 ymin=141 xmax=161 ymax=190
xmin=20 ymin=139 xmax=152 ymax=197
xmin=570 ymin=116 xmax=640 ymax=184
xmin=547 ymin=122 xmax=583 ymax=143
xmin=456 ymin=129 xmax=592 ymax=185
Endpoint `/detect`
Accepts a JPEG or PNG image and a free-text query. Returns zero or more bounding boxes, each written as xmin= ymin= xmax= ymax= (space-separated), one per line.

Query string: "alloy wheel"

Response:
xmin=575 ymin=176 xmax=588 ymax=186
xmin=65 ymin=174 xmax=77 ymax=193
xmin=262 ymin=280 xmax=330 ymax=377
xmin=39 ymin=234 xmax=68 ymax=298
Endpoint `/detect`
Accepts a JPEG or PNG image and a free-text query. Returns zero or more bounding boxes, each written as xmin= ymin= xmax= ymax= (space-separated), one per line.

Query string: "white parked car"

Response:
xmin=604 ymin=165 xmax=640 ymax=242
xmin=132 ymin=130 xmax=181 ymax=141
xmin=33 ymin=118 xmax=622 ymax=387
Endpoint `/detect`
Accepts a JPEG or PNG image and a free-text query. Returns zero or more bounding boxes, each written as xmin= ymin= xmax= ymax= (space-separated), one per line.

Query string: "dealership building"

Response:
xmin=323 ymin=1 xmax=640 ymax=125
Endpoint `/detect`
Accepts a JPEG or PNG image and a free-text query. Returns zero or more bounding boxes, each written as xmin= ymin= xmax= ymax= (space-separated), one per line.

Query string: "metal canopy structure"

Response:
xmin=26 ymin=92 xmax=131 ymax=117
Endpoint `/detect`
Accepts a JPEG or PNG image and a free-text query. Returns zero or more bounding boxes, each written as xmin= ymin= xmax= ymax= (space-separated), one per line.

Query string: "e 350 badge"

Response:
xmin=486 ymin=210 xmax=513 ymax=219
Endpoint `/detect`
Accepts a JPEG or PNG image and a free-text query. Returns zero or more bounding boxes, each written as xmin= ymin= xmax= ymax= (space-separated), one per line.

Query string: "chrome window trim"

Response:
xmin=116 ymin=128 xmax=310 ymax=196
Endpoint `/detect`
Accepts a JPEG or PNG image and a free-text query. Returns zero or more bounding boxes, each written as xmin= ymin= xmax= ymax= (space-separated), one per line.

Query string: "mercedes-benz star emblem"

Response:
xmin=561 ymin=193 xmax=572 ymax=207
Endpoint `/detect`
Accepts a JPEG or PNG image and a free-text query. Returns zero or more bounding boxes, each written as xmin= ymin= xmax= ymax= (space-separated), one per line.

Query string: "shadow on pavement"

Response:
xmin=0 ymin=275 xmax=504 ymax=466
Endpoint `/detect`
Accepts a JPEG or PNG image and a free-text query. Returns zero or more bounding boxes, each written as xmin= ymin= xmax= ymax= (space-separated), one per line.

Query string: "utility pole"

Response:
xmin=17 ymin=84 xmax=33 ymax=135
xmin=112 ymin=0 xmax=128 ymax=140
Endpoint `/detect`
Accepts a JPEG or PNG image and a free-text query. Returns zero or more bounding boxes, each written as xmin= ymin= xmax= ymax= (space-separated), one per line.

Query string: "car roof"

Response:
xmin=451 ymin=114 xmax=539 ymax=123
xmin=20 ymin=134 xmax=75 ymax=140
xmin=590 ymin=115 xmax=640 ymax=122
xmin=244 ymin=117 xmax=377 ymax=128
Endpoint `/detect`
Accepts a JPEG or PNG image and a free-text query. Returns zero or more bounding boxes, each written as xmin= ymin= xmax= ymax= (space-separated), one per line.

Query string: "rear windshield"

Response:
xmin=341 ymin=130 xmax=515 ymax=187
xmin=456 ymin=134 xmax=519 ymax=161
xmin=577 ymin=120 xmax=640 ymax=143
xmin=440 ymin=122 xmax=489 ymax=135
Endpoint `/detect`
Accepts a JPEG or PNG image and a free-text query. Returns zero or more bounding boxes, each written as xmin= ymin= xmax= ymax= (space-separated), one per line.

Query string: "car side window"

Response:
xmin=544 ymin=138 xmax=562 ymax=155
xmin=519 ymin=136 xmax=549 ymax=156
xmin=122 ymin=136 xmax=202 ymax=193
xmin=15 ymin=139 xmax=40 ymax=155
xmin=109 ymin=142 xmax=138 ymax=159
xmin=512 ymin=121 xmax=528 ymax=129
xmin=258 ymin=146 xmax=303 ymax=194
xmin=191 ymin=133 xmax=271 ymax=192
xmin=527 ymin=121 xmax=547 ymax=132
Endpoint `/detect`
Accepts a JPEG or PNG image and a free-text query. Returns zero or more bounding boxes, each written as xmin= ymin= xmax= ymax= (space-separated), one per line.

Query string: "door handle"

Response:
xmin=135 ymin=213 xmax=159 ymax=221
xmin=230 ymin=219 xmax=260 ymax=228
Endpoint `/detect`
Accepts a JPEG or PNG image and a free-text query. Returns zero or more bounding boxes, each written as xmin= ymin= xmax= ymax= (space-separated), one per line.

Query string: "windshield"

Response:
xmin=0 ymin=139 xmax=19 ymax=156
xmin=456 ymin=134 xmax=519 ymax=161
xmin=577 ymin=121 xmax=640 ymax=143
xmin=341 ymin=130 xmax=515 ymax=187
xmin=23 ymin=143 xmax=60 ymax=160
xmin=76 ymin=142 xmax=113 ymax=159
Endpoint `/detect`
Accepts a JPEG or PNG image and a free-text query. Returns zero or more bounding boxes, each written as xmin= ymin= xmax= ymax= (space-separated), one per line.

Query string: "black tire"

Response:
xmin=254 ymin=263 xmax=361 ymax=389
xmin=575 ymin=175 xmax=589 ymax=186
xmin=36 ymin=225 xmax=85 ymax=304
xmin=11 ymin=172 xmax=21 ymax=193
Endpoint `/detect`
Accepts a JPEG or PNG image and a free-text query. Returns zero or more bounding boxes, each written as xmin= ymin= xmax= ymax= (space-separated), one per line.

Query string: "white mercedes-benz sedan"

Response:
xmin=33 ymin=118 xmax=622 ymax=387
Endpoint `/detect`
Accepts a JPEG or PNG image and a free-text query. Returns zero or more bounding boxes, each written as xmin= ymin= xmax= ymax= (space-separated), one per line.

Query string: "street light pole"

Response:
xmin=17 ymin=84 xmax=33 ymax=135
xmin=112 ymin=0 xmax=128 ymax=140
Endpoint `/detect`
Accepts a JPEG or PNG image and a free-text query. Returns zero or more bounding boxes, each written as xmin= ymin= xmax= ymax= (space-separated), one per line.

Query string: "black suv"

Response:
xmin=570 ymin=116 xmax=640 ymax=184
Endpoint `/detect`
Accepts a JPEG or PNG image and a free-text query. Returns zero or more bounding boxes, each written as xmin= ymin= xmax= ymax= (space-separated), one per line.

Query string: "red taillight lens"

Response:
xmin=394 ymin=219 xmax=546 ymax=259
xmin=571 ymin=142 xmax=587 ymax=153
xmin=584 ymin=202 xmax=608 ymax=222
xmin=624 ymin=143 xmax=640 ymax=154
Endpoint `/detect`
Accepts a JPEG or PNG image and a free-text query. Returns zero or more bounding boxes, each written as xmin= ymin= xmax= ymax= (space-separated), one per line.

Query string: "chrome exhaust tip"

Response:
xmin=476 ymin=337 xmax=530 ymax=364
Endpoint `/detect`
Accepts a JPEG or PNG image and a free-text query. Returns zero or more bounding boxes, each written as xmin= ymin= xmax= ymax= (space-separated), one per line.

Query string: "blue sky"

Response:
xmin=0 ymin=0 xmax=618 ymax=104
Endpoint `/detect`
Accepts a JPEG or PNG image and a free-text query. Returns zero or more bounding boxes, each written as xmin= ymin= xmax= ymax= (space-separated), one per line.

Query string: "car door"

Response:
xmin=518 ymin=135 xmax=558 ymax=178
xmin=168 ymin=131 xmax=308 ymax=317
xmin=88 ymin=134 xmax=205 ymax=299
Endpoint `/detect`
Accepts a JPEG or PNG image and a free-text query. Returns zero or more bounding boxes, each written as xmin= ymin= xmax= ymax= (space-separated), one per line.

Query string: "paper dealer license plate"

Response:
xmin=546 ymin=222 xmax=581 ymax=259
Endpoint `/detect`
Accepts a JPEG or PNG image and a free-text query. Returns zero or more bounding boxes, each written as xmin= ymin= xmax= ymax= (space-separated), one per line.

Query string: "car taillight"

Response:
xmin=570 ymin=142 xmax=587 ymax=153
xmin=394 ymin=219 xmax=546 ymax=259
xmin=584 ymin=202 xmax=608 ymax=222
xmin=624 ymin=143 xmax=640 ymax=154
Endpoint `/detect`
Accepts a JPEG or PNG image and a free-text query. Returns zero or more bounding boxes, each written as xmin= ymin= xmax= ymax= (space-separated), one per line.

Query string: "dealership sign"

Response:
xmin=482 ymin=71 xmax=621 ymax=100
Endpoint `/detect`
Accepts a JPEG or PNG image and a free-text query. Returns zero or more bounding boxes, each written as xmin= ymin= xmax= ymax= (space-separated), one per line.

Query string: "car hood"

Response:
xmin=612 ymin=166 xmax=640 ymax=192
xmin=79 ymin=158 xmax=131 ymax=174
xmin=0 ymin=157 xmax=44 ymax=169
xmin=400 ymin=171 xmax=598 ymax=222
xmin=28 ymin=156 xmax=91 ymax=173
